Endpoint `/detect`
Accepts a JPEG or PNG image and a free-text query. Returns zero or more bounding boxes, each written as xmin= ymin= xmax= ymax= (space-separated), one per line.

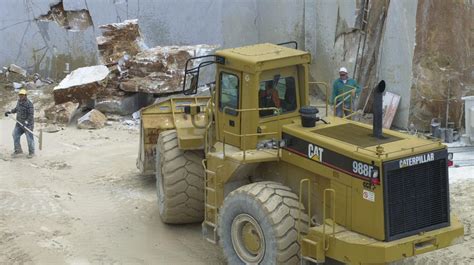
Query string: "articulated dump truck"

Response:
xmin=137 ymin=43 xmax=463 ymax=264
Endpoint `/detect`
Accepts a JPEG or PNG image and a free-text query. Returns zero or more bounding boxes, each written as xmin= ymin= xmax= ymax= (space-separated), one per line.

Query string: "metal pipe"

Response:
xmin=8 ymin=116 xmax=43 ymax=150
xmin=373 ymin=80 xmax=385 ymax=138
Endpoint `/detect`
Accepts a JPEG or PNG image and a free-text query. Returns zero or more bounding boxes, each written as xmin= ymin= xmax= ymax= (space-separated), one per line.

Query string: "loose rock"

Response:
xmin=9 ymin=64 xmax=27 ymax=77
xmin=119 ymin=45 xmax=216 ymax=94
xmin=13 ymin=82 xmax=23 ymax=89
xmin=95 ymin=93 xmax=153 ymax=116
xmin=77 ymin=109 xmax=107 ymax=129
xmin=53 ymin=65 xmax=110 ymax=105
xmin=97 ymin=19 xmax=146 ymax=64
xmin=44 ymin=102 xmax=79 ymax=124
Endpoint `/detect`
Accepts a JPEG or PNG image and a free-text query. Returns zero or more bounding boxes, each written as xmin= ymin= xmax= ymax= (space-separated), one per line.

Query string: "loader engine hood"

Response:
xmin=281 ymin=119 xmax=450 ymax=241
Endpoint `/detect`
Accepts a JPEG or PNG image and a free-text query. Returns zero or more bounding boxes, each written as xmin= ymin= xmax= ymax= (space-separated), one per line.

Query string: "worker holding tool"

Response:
xmin=330 ymin=67 xmax=360 ymax=117
xmin=5 ymin=89 xmax=35 ymax=158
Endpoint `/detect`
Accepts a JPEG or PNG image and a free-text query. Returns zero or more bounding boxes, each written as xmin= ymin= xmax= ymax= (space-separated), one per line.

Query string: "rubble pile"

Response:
xmin=0 ymin=63 xmax=55 ymax=116
xmin=1 ymin=19 xmax=216 ymax=130
xmin=0 ymin=64 xmax=53 ymax=91
xmin=120 ymin=45 xmax=216 ymax=94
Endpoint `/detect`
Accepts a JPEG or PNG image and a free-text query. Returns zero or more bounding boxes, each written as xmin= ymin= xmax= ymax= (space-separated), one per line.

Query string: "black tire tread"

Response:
xmin=156 ymin=130 xmax=204 ymax=224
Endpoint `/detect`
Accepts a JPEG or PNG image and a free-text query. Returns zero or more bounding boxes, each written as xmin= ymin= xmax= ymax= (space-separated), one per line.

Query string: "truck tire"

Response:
xmin=218 ymin=181 xmax=309 ymax=265
xmin=155 ymin=130 xmax=205 ymax=224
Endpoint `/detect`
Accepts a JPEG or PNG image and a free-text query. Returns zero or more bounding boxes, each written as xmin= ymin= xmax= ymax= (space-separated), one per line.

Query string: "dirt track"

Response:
xmin=0 ymin=118 xmax=224 ymax=264
xmin=0 ymin=117 xmax=473 ymax=264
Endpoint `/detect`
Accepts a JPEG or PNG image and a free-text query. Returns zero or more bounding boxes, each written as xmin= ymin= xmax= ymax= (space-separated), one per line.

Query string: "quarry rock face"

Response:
xmin=44 ymin=101 xmax=79 ymax=124
xmin=53 ymin=65 xmax=110 ymax=104
xmin=119 ymin=45 xmax=216 ymax=94
xmin=97 ymin=19 xmax=146 ymax=64
xmin=77 ymin=109 xmax=107 ymax=129
xmin=410 ymin=0 xmax=472 ymax=130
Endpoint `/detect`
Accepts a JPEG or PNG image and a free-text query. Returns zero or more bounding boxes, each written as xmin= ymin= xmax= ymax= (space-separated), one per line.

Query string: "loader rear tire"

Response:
xmin=155 ymin=130 xmax=205 ymax=224
xmin=218 ymin=181 xmax=309 ymax=265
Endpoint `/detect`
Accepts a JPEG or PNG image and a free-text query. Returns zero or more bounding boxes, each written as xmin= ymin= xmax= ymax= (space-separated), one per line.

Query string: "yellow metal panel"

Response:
xmin=304 ymin=215 xmax=463 ymax=264
xmin=329 ymin=181 xmax=347 ymax=227
xmin=351 ymin=176 xmax=385 ymax=241
xmin=142 ymin=115 xmax=174 ymax=129
xmin=215 ymin=43 xmax=311 ymax=73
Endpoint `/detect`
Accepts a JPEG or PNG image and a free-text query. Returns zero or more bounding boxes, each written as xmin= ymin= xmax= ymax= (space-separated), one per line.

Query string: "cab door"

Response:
xmin=217 ymin=69 xmax=241 ymax=147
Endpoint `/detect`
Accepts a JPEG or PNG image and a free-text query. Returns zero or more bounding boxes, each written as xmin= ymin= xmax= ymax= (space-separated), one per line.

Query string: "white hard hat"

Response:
xmin=339 ymin=67 xmax=348 ymax=73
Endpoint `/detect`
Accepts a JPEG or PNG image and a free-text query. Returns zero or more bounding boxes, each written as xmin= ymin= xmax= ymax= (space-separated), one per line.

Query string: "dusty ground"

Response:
xmin=0 ymin=118 xmax=224 ymax=264
xmin=0 ymin=94 xmax=473 ymax=264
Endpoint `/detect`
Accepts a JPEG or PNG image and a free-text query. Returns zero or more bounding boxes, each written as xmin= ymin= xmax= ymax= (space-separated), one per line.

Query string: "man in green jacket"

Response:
xmin=330 ymin=67 xmax=360 ymax=117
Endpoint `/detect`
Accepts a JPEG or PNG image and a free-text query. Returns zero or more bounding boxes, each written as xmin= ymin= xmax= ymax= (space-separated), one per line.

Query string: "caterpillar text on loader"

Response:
xmin=137 ymin=43 xmax=463 ymax=264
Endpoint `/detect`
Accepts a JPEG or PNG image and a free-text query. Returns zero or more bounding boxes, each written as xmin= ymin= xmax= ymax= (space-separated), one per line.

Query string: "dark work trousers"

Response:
xmin=13 ymin=123 xmax=35 ymax=154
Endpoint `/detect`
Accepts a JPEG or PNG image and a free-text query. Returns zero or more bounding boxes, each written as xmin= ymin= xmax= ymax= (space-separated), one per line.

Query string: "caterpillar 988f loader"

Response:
xmin=137 ymin=43 xmax=463 ymax=264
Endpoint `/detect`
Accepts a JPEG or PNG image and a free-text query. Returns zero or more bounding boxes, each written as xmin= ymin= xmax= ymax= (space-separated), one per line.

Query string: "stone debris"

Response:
xmin=120 ymin=45 xmax=217 ymax=94
xmin=95 ymin=93 xmax=153 ymax=116
xmin=97 ymin=19 xmax=146 ymax=65
xmin=53 ymin=65 xmax=110 ymax=104
xmin=25 ymin=81 xmax=36 ymax=90
xmin=42 ymin=125 xmax=62 ymax=133
xmin=9 ymin=64 xmax=27 ymax=77
xmin=13 ymin=82 xmax=23 ymax=89
xmin=77 ymin=109 xmax=107 ymax=129
xmin=35 ymin=79 xmax=44 ymax=87
xmin=44 ymin=102 xmax=79 ymax=124
xmin=8 ymin=18 xmax=217 ymax=130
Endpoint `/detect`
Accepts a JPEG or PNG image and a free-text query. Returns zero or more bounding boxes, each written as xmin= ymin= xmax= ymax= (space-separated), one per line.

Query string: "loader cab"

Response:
xmin=215 ymin=44 xmax=311 ymax=151
xmin=184 ymin=43 xmax=311 ymax=151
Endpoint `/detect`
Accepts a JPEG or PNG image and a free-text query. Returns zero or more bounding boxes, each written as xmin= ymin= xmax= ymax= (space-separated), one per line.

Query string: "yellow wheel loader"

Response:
xmin=137 ymin=43 xmax=463 ymax=264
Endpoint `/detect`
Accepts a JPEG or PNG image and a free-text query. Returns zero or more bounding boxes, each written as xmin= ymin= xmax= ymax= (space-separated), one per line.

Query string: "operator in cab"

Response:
xmin=259 ymin=81 xmax=281 ymax=116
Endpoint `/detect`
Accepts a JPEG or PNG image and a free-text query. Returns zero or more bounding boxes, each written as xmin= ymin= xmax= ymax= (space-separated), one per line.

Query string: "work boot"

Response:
xmin=27 ymin=153 xmax=35 ymax=159
xmin=11 ymin=151 xmax=22 ymax=157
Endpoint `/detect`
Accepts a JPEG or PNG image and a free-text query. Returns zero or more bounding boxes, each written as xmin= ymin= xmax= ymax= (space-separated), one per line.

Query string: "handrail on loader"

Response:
xmin=222 ymin=106 xmax=282 ymax=162
xmin=298 ymin=179 xmax=312 ymax=241
xmin=308 ymin=81 xmax=329 ymax=116
xmin=323 ymin=188 xmax=336 ymax=251
xmin=333 ymin=85 xmax=357 ymax=119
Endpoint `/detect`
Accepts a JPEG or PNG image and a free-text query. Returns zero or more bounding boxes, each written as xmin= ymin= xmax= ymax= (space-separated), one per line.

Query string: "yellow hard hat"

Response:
xmin=18 ymin=89 xmax=27 ymax=95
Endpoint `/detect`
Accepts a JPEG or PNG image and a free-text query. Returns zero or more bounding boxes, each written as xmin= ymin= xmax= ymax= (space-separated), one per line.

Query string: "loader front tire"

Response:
xmin=218 ymin=181 xmax=309 ymax=265
xmin=155 ymin=130 xmax=205 ymax=224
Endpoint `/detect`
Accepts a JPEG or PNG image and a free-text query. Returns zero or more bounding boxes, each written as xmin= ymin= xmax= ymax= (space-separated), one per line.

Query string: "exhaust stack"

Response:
xmin=373 ymin=80 xmax=386 ymax=139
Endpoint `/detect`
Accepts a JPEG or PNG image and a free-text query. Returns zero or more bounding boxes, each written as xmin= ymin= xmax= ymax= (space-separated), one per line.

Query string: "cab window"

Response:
xmin=259 ymin=76 xmax=296 ymax=117
xmin=219 ymin=72 xmax=239 ymax=115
